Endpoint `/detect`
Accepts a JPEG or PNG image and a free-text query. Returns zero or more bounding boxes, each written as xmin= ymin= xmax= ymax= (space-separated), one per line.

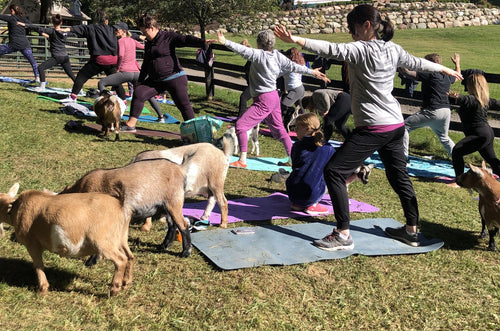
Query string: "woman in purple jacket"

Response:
xmin=0 ymin=5 xmax=39 ymax=81
xmin=122 ymin=13 xmax=213 ymax=132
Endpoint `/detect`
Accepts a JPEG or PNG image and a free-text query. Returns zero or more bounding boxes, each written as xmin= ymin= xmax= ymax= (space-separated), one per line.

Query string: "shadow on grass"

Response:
xmin=0 ymin=257 xmax=76 ymax=292
xmin=420 ymin=218 xmax=482 ymax=251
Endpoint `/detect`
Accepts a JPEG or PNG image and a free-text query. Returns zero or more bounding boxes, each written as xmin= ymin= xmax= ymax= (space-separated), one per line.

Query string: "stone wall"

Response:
xmin=188 ymin=2 xmax=500 ymax=36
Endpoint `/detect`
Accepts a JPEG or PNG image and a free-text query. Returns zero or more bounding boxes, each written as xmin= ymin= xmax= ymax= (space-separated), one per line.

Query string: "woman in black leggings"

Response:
xmin=449 ymin=73 xmax=500 ymax=178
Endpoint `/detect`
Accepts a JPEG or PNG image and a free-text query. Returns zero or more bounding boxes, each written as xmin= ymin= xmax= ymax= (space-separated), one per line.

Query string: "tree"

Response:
xmin=159 ymin=0 xmax=277 ymax=39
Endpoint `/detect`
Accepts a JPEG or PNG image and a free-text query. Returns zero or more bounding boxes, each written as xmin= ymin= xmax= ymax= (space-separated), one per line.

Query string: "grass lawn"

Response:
xmin=0 ymin=25 xmax=500 ymax=330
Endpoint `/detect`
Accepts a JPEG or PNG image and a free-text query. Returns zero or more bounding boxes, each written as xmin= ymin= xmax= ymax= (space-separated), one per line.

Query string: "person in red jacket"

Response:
xmin=121 ymin=13 xmax=215 ymax=132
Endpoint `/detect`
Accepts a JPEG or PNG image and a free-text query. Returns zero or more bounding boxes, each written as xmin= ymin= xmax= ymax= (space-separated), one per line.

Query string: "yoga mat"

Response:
xmin=182 ymin=192 xmax=379 ymax=225
xmin=365 ymin=152 xmax=458 ymax=178
xmin=38 ymin=95 xmax=180 ymax=124
xmin=191 ymin=218 xmax=444 ymax=270
xmin=84 ymin=123 xmax=181 ymax=139
xmin=0 ymin=75 xmax=32 ymax=84
xmin=229 ymin=156 xmax=292 ymax=172
xmin=26 ymin=86 xmax=86 ymax=96
xmin=122 ymin=114 xmax=180 ymax=124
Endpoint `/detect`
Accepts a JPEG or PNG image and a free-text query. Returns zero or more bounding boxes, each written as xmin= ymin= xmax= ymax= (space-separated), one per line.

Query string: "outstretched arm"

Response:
xmin=451 ymin=53 xmax=461 ymax=74
xmin=274 ymin=25 xmax=306 ymax=47
xmin=442 ymin=66 xmax=463 ymax=81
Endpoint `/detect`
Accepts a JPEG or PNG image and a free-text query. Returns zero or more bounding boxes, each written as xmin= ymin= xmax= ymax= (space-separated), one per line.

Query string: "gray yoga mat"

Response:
xmin=191 ymin=218 xmax=444 ymax=270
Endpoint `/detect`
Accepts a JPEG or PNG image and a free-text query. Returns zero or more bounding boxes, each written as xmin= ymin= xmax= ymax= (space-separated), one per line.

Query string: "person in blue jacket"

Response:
xmin=286 ymin=112 xmax=336 ymax=216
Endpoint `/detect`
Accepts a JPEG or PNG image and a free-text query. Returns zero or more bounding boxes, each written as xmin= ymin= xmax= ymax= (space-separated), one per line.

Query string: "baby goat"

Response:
xmin=94 ymin=90 xmax=123 ymax=141
xmin=132 ymin=138 xmax=232 ymax=230
xmin=0 ymin=183 xmax=133 ymax=296
xmin=60 ymin=159 xmax=191 ymax=257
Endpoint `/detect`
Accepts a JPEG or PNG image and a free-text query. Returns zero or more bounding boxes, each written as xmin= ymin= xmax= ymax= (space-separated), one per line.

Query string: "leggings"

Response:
xmin=452 ymin=125 xmax=500 ymax=177
xmin=98 ymin=71 xmax=163 ymax=118
xmin=130 ymin=74 xmax=194 ymax=121
xmin=0 ymin=44 xmax=39 ymax=79
xmin=236 ymin=90 xmax=292 ymax=155
xmin=324 ymin=125 xmax=419 ymax=230
xmin=38 ymin=55 xmax=75 ymax=82
xmin=71 ymin=60 xmax=124 ymax=97
xmin=322 ymin=92 xmax=352 ymax=140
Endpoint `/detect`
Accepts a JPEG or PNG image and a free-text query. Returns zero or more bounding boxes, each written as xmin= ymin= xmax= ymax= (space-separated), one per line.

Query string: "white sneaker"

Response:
xmin=59 ymin=96 xmax=76 ymax=103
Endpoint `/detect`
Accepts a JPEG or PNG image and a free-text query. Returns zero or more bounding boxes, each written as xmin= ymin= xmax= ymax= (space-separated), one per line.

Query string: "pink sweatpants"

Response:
xmin=235 ymin=90 xmax=292 ymax=155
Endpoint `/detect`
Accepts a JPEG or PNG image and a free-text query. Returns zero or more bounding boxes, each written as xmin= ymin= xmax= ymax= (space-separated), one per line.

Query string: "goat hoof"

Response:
xmin=180 ymin=248 xmax=192 ymax=258
xmin=480 ymin=231 xmax=488 ymax=239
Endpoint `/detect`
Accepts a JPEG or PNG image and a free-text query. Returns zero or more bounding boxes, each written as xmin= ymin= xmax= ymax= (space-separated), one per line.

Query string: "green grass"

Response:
xmin=1 ymin=25 xmax=500 ymax=330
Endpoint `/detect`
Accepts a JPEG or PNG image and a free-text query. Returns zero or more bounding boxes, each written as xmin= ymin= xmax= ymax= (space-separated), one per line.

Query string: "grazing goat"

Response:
xmin=0 ymin=183 xmax=133 ymax=296
xmin=456 ymin=161 xmax=500 ymax=250
xmin=61 ymin=159 xmax=191 ymax=257
xmin=131 ymin=138 xmax=232 ymax=231
xmin=94 ymin=90 xmax=124 ymax=141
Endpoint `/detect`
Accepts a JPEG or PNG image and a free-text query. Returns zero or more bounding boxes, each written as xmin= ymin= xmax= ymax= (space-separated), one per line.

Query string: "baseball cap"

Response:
xmin=112 ymin=22 xmax=128 ymax=31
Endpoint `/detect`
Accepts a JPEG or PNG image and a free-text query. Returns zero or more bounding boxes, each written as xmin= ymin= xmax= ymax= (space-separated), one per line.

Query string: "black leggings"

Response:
xmin=38 ymin=56 xmax=75 ymax=82
xmin=323 ymin=92 xmax=352 ymax=140
xmin=324 ymin=125 xmax=419 ymax=230
xmin=71 ymin=60 xmax=124 ymax=97
xmin=452 ymin=125 xmax=500 ymax=177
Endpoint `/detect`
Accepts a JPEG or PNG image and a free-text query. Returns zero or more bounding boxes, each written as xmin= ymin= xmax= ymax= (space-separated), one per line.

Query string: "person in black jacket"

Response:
xmin=122 ymin=13 xmax=214 ymax=132
xmin=0 ymin=5 xmax=39 ymax=81
xmin=19 ymin=14 xmax=75 ymax=91
xmin=60 ymin=10 xmax=124 ymax=102
xmin=449 ymin=73 xmax=500 ymax=179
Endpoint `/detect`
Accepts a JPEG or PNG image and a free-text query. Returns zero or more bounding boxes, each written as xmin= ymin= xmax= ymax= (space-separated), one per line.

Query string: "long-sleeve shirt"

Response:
xmin=117 ymin=36 xmax=144 ymax=72
xmin=453 ymin=95 xmax=500 ymax=135
xmin=0 ymin=14 xmax=31 ymax=50
xmin=26 ymin=24 xmax=72 ymax=57
xmin=224 ymin=39 xmax=314 ymax=97
xmin=139 ymin=30 xmax=205 ymax=83
xmin=303 ymin=38 xmax=444 ymax=128
xmin=69 ymin=24 xmax=117 ymax=56
xmin=286 ymin=137 xmax=336 ymax=207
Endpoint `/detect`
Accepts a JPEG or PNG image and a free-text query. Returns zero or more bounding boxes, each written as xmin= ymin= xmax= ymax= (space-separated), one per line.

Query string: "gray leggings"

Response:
xmin=98 ymin=71 xmax=163 ymax=118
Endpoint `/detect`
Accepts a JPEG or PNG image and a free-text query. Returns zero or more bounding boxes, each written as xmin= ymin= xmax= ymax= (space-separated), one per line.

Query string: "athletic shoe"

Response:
xmin=59 ymin=96 xmax=76 ymax=103
xmin=304 ymin=203 xmax=329 ymax=216
xmin=156 ymin=117 xmax=165 ymax=123
xmin=313 ymin=230 xmax=354 ymax=251
xmin=385 ymin=226 xmax=419 ymax=247
xmin=229 ymin=160 xmax=247 ymax=168
xmin=278 ymin=161 xmax=292 ymax=167
xmin=120 ymin=124 xmax=136 ymax=133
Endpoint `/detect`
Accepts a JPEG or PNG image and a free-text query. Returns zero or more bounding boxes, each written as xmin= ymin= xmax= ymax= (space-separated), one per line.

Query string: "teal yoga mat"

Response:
xmin=191 ymin=218 xmax=444 ymax=270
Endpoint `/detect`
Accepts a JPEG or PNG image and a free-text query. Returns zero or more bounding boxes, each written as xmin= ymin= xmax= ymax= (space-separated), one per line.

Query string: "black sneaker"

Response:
xmin=385 ymin=226 xmax=419 ymax=247
xmin=120 ymin=124 xmax=136 ymax=133
xmin=313 ymin=230 xmax=354 ymax=251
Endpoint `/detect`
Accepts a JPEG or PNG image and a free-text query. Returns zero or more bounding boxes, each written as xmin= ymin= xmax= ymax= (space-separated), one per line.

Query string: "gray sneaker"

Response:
xmin=385 ymin=226 xmax=419 ymax=247
xmin=313 ymin=231 xmax=354 ymax=251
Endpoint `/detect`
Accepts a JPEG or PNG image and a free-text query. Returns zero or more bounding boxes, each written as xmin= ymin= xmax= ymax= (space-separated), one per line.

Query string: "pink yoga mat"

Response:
xmin=182 ymin=192 xmax=379 ymax=225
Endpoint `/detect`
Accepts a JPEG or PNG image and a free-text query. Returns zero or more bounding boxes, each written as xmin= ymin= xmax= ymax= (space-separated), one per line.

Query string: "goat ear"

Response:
xmin=8 ymin=183 xmax=19 ymax=197
xmin=367 ymin=163 xmax=375 ymax=169
xmin=482 ymin=160 xmax=487 ymax=169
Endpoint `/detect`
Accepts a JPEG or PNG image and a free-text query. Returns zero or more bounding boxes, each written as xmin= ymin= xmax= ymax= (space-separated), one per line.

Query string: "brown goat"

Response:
xmin=456 ymin=161 xmax=500 ymax=250
xmin=94 ymin=90 xmax=123 ymax=141
xmin=131 ymin=138 xmax=232 ymax=230
xmin=60 ymin=159 xmax=191 ymax=257
xmin=0 ymin=183 xmax=133 ymax=296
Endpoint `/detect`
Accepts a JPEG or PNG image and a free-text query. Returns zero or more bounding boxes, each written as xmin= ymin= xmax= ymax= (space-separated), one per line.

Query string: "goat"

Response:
xmin=456 ymin=161 xmax=500 ymax=250
xmin=0 ymin=183 xmax=133 ymax=296
xmin=93 ymin=90 xmax=124 ymax=141
xmin=61 ymin=159 xmax=191 ymax=257
xmin=131 ymin=137 xmax=232 ymax=231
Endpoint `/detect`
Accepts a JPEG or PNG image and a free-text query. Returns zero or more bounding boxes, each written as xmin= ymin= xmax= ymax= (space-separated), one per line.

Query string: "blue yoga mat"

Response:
xmin=230 ymin=156 xmax=291 ymax=172
xmin=365 ymin=152 xmax=457 ymax=178
xmin=122 ymin=113 xmax=180 ymax=124
xmin=191 ymin=218 xmax=444 ymax=270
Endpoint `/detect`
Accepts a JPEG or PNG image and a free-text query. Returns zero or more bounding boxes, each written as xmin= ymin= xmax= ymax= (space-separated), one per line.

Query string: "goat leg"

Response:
xmin=488 ymin=227 xmax=499 ymax=251
xmin=480 ymin=217 xmax=488 ymax=239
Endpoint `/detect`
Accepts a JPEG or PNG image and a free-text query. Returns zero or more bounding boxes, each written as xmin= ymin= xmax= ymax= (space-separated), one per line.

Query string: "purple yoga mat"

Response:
xmin=182 ymin=192 xmax=379 ymax=225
